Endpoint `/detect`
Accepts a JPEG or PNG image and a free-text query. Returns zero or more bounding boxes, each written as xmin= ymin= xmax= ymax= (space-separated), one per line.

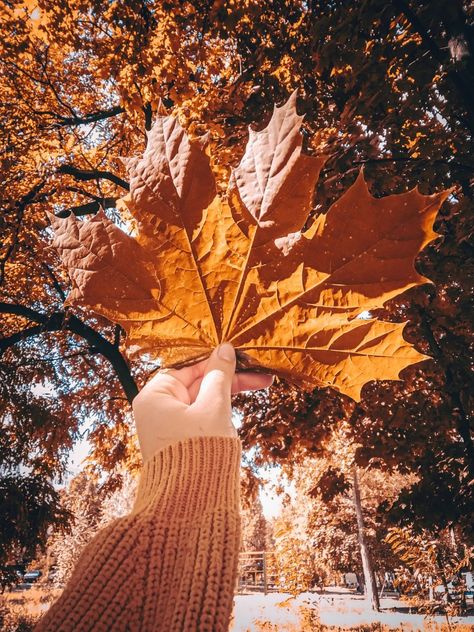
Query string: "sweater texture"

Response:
xmin=35 ymin=435 xmax=242 ymax=632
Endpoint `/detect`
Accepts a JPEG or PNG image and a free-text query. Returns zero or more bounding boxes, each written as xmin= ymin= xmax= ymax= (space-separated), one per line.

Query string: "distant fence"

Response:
xmin=236 ymin=551 xmax=279 ymax=594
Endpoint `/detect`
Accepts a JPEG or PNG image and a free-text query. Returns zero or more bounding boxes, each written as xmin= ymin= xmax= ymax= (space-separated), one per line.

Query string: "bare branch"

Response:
xmin=54 ymin=105 xmax=125 ymax=127
xmin=0 ymin=324 xmax=51 ymax=354
xmin=56 ymin=197 xmax=117 ymax=218
xmin=0 ymin=302 xmax=138 ymax=403
xmin=57 ymin=165 xmax=129 ymax=190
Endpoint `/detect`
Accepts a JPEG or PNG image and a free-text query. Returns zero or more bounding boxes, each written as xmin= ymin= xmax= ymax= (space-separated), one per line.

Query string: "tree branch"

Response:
xmin=0 ymin=324 xmax=54 ymax=354
xmin=143 ymin=102 xmax=153 ymax=131
xmin=40 ymin=262 xmax=66 ymax=300
xmin=56 ymin=197 xmax=117 ymax=218
xmin=0 ymin=181 xmax=47 ymax=284
xmin=54 ymin=105 xmax=125 ymax=127
xmin=0 ymin=303 xmax=138 ymax=403
xmin=57 ymin=165 xmax=129 ymax=191
xmin=113 ymin=324 xmax=123 ymax=348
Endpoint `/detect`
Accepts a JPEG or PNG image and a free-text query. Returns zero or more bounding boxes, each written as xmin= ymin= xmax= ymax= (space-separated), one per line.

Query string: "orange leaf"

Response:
xmin=50 ymin=96 xmax=449 ymax=400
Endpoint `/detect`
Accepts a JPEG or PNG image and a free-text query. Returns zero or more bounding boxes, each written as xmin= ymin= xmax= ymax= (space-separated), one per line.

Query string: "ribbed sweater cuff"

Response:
xmin=131 ymin=435 xmax=242 ymax=520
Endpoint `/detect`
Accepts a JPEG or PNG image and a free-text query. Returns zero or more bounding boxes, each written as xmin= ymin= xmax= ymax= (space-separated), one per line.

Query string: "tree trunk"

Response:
xmin=352 ymin=466 xmax=380 ymax=611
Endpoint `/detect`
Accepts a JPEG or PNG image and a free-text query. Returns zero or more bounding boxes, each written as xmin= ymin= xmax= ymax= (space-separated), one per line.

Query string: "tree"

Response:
xmin=266 ymin=434 xmax=408 ymax=598
xmin=46 ymin=468 xmax=137 ymax=587
xmin=1 ymin=0 xmax=472 ymax=579
xmin=46 ymin=471 xmax=104 ymax=587
xmin=351 ymin=465 xmax=380 ymax=611
xmin=386 ymin=526 xmax=474 ymax=616
xmin=241 ymin=494 xmax=267 ymax=553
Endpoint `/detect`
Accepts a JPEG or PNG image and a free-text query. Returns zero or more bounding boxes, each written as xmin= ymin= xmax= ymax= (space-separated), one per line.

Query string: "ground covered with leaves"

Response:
xmin=2 ymin=588 xmax=474 ymax=632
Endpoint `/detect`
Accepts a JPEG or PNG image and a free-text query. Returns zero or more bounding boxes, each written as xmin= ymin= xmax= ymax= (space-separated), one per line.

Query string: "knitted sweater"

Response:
xmin=35 ymin=435 xmax=242 ymax=632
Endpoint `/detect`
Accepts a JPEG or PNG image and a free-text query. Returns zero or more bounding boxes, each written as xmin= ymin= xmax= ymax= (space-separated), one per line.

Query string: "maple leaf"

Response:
xmin=49 ymin=93 xmax=449 ymax=400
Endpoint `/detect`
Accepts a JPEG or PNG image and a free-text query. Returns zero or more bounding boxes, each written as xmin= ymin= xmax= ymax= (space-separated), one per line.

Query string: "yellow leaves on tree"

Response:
xmin=49 ymin=94 xmax=448 ymax=400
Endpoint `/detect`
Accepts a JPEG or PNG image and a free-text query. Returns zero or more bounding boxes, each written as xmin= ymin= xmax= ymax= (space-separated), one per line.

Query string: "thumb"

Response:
xmin=193 ymin=343 xmax=236 ymax=412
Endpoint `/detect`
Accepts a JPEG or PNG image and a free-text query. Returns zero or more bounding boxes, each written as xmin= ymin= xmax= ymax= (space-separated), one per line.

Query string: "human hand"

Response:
xmin=132 ymin=343 xmax=273 ymax=461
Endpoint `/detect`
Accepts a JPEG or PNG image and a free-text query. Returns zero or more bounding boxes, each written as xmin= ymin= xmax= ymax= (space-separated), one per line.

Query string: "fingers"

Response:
xmin=188 ymin=371 xmax=273 ymax=403
xmin=193 ymin=343 xmax=236 ymax=411
xmin=139 ymin=346 xmax=274 ymax=406
xmin=146 ymin=358 xmax=207 ymax=391
xmin=133 ymin=346 xmax=273 ymax=461
xmin=234 ymin=372 xmax=274 ymax=392
xmin=137 ymin=356 xmax=208 ymax=406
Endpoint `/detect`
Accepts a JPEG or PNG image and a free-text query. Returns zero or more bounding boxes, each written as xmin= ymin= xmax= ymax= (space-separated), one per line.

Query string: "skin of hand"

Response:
xmin=132 ymin=343 xmax=274 ymax=462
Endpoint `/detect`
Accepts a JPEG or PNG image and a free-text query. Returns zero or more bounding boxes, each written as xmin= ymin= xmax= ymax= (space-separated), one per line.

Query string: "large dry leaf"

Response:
xmin=50 ymin=94 xmax=449 ymax=400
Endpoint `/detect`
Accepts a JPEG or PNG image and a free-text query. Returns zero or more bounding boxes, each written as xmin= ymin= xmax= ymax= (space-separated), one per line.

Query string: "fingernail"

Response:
xmin=217 ymin=342 xmax=235 ymax=362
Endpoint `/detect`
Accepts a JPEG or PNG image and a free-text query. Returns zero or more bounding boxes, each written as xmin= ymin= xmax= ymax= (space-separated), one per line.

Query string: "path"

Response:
xmin=230 ymin=587 xmax=474 ymax=631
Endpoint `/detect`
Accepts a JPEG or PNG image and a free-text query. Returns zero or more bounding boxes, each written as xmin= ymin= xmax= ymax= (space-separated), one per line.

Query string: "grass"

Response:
xmin=0 ymin=587 xmax=60 ymax=631
xmin=250 ymin=606 xmax=474 ymax=631
xmin=2 ymin=588 xmax=473 ymax=631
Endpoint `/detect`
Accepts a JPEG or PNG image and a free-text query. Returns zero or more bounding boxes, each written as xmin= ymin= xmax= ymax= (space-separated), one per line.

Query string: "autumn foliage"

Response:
xmin=0 ymin=0 xmax=473 ymax=590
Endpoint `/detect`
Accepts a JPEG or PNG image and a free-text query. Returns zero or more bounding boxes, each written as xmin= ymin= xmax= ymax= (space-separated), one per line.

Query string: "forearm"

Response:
xmin=35 ymin=436 xmax=242 ymax=632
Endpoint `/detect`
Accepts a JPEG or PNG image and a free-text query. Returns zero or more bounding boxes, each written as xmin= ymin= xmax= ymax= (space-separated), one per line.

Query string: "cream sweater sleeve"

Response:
xmin=35 ymin=436 xmax=242 ymax=632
